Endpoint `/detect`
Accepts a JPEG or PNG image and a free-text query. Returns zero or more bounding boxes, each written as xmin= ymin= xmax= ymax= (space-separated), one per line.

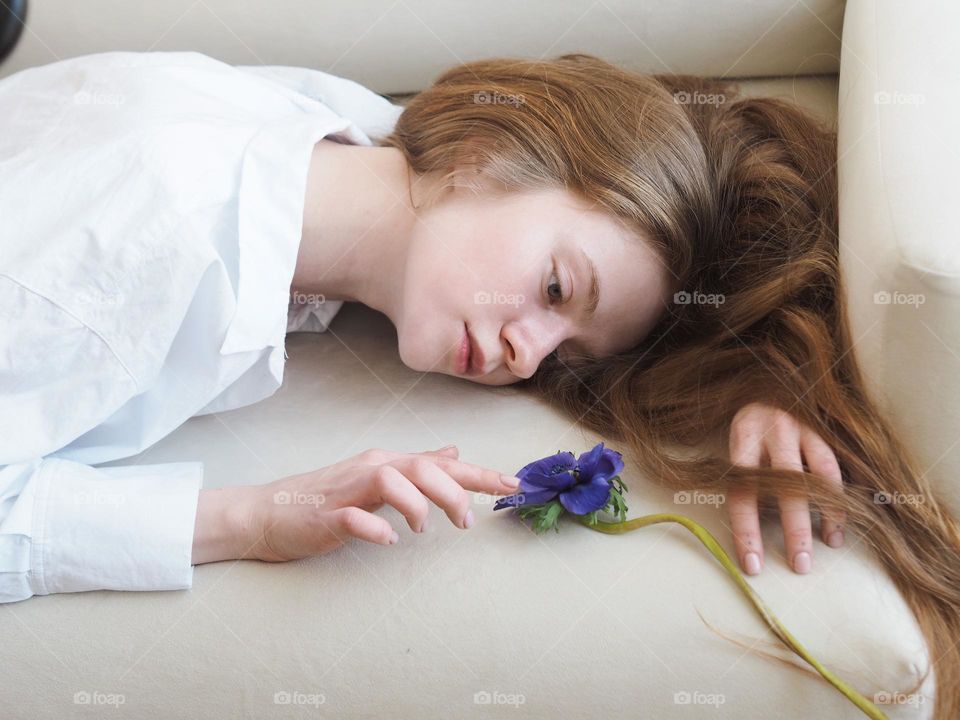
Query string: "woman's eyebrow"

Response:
xmin=579 ymin=247 xmax=601 ymax=322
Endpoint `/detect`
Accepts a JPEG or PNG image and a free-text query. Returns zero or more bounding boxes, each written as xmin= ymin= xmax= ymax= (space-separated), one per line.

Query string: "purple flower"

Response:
xmin=494 ymin=442 xmax=625 ymax=515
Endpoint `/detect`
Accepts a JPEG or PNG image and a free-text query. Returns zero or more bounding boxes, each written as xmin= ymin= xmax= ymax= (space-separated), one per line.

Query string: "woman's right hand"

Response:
xmin=228 ymin=445 xmax=521 ymax=563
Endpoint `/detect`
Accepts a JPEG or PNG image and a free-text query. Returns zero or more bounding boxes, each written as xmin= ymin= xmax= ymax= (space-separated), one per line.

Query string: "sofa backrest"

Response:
xmin=0 ymin=0 xmax=843 ymax=93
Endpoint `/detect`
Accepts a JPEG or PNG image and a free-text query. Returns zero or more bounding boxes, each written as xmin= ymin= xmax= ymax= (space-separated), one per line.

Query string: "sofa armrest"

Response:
xmin=838 ymin=0 xmax=960 ymax=518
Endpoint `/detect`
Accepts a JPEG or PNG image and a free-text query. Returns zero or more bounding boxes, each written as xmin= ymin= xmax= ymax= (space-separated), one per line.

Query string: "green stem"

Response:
xmin=576 ymin=513 xmax=888 ymax=720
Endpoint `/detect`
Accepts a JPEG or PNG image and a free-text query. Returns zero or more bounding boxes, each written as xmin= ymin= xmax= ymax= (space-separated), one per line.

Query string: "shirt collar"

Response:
xmin=219 ymin=109 xmax=364 ymax=356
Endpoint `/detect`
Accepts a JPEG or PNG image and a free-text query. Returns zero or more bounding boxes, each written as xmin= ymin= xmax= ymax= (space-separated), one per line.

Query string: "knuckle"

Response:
xmin=338 ymin=506 xmax=364 ymax=533
xmin=729 ymin=437 xmax=762 ymax=465
xmin=431 ymin=455 xmax=455 ymax=473
xmin=733 ymin=402 xmax=761 ymax=423
xmin=372 ymin=464 xmax=397 ymax=489
xmin=435 ymin=483 xmax=468 ymax=513
xmin=770 ymin=453 xmax=803 ymax=471
xmin=772 ymin=414 xmax=801 ymax=440
xmin=785 ymin=527 xmax=812 ymax=545
xmin=733 ymin=530 xmax=761 ymax=547
xmin=409 ymin=457 xmax=434 ymax=476
xmin=358 ymin=448 xmax=386 ymax=465
xmin=802 ymin=440 xmax=829 ymax=459
xmin=730 ymin=416 xmax=761 ymax=443
xmin=727 ymin=505 xmax=758 ymax=520
xmin=806 ymin=445 xmax=840 ymax=473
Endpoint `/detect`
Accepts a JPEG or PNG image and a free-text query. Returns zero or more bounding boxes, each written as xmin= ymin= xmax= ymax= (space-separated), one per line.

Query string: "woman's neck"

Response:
xmin=294 ymin=139 xmax=417 ymax=326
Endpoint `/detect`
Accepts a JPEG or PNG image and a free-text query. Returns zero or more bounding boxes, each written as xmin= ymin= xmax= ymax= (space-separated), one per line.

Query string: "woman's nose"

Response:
xmin=501 ymin=321 xmax=565 ymax=379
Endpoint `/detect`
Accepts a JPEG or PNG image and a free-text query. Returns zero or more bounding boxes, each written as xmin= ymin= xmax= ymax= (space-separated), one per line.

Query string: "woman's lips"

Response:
xmin=456 ymin=324 xmax=471 ymax=375
xmin=466 ymin=326 xmax=486 ymax=376
xmin=456 ymin=324 xmax=485 ymax=377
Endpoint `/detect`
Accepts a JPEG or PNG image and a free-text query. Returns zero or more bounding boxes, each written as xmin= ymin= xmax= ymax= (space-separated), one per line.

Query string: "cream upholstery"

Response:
xmin=1 ymin=0 xmax=844 ymax=91
xmin=1 ymin=1 xmax=946 ymax=718
xmin=837 ymin=0 xmax=960 ymax=520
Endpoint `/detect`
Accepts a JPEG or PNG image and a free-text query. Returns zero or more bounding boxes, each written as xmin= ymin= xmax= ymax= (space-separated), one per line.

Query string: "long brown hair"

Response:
xmin=378 ymin=54 xmax=960 ymax=717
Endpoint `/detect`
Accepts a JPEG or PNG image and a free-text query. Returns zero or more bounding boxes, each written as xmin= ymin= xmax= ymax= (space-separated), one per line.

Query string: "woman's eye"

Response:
xmin=547 ymin=265 xmax=565 ymax=305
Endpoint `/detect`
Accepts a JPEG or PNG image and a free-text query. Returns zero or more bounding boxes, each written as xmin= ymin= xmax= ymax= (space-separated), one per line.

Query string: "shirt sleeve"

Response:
xmin=0 ymin=458 xmax=202 ymax=603
xmin=0 ymin=277 xmax=203 ymax=604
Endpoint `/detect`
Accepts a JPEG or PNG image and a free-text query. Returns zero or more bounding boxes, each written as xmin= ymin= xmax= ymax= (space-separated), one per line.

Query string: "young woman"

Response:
xmin=2 ymin=51 xmax=958 ymax=717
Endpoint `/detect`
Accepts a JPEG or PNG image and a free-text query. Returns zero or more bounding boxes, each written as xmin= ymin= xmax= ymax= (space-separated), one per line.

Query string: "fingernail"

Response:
xmin=438 ymin=444 xmax=457 ymax=452
xmin=463 ymin=509 xmax=475 ymax=529
xmin=794 ymin=551 xmax=811 ymax=574
xmin=501 ymin=474 xmax=520 ymax=488
xmin=420 ymin=516 xmax=429 ymax=533
xmin=389 ymin=531 xmax=399 ymax=544
xmin=826 ymin=530 xmax=844 ymax=548
xmin=744 ymin=552 xmax=761 ymax=575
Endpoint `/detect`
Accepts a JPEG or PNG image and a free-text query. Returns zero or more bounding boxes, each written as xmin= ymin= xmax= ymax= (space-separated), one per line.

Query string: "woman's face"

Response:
xmin=395 ymin=181 xmax=675 ymax=386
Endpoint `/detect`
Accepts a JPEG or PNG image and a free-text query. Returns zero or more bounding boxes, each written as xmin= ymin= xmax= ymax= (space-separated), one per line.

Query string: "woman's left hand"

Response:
xmin=726 ymin=401 xmax=846 ymax=576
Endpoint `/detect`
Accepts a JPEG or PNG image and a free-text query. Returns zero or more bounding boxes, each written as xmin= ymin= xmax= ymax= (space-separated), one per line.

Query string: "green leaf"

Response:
xmin=515 ymin=499 xmax=567 ymax=534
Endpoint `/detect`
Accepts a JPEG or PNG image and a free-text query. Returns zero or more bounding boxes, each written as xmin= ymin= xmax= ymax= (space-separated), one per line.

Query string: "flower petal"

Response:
xmin=520 ymin=471 xmax=576 ymax=493
xmin=558 ymin=476 xmax=613 ymax=515
xmin=576 ymin=442 xmax=624 ymax=484
xmin=516 ymin=451 xmax=575 ymax=480
xmin=493 ymin=488 xmax=558 ymax=510
xmin=517 ymin=451 xmax=578 ymax=491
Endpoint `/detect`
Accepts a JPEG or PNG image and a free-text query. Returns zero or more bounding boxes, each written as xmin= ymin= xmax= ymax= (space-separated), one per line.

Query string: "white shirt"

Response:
xmin=0 ymin=51 xmax=404 ymax=603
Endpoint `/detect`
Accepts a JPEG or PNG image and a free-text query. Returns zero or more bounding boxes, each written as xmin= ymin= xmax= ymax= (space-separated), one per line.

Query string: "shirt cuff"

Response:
xmin=29 ymin=458 xmax=203 ymax=596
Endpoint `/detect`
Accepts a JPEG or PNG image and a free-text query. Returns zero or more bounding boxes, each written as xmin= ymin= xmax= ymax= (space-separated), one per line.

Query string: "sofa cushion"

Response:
xmin=12 ymin=229 xmax=932 ymax=717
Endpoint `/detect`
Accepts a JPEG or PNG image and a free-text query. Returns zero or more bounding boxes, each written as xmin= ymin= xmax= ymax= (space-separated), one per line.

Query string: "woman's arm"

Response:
xmin=191 ymin=446 xmax=522 ymax=566
xmin=191 ymin=486 xmax=257 ymax=565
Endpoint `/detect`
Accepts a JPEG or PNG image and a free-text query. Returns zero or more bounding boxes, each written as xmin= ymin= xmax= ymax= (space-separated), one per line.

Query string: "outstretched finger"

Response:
xmin=420 ymin=454 xmax=521 ymax=495
xmin=419 ymin=445 xmax=460 ymax=458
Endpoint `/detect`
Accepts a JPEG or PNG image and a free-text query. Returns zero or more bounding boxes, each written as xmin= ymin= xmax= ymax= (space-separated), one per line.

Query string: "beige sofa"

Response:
xmin=2 ymin=0 xmax=954 ymax=717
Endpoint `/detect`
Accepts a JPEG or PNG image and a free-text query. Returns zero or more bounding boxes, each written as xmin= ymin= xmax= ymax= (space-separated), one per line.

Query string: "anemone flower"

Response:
xmin=493 ymin=442 xmax=628 ymax=532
